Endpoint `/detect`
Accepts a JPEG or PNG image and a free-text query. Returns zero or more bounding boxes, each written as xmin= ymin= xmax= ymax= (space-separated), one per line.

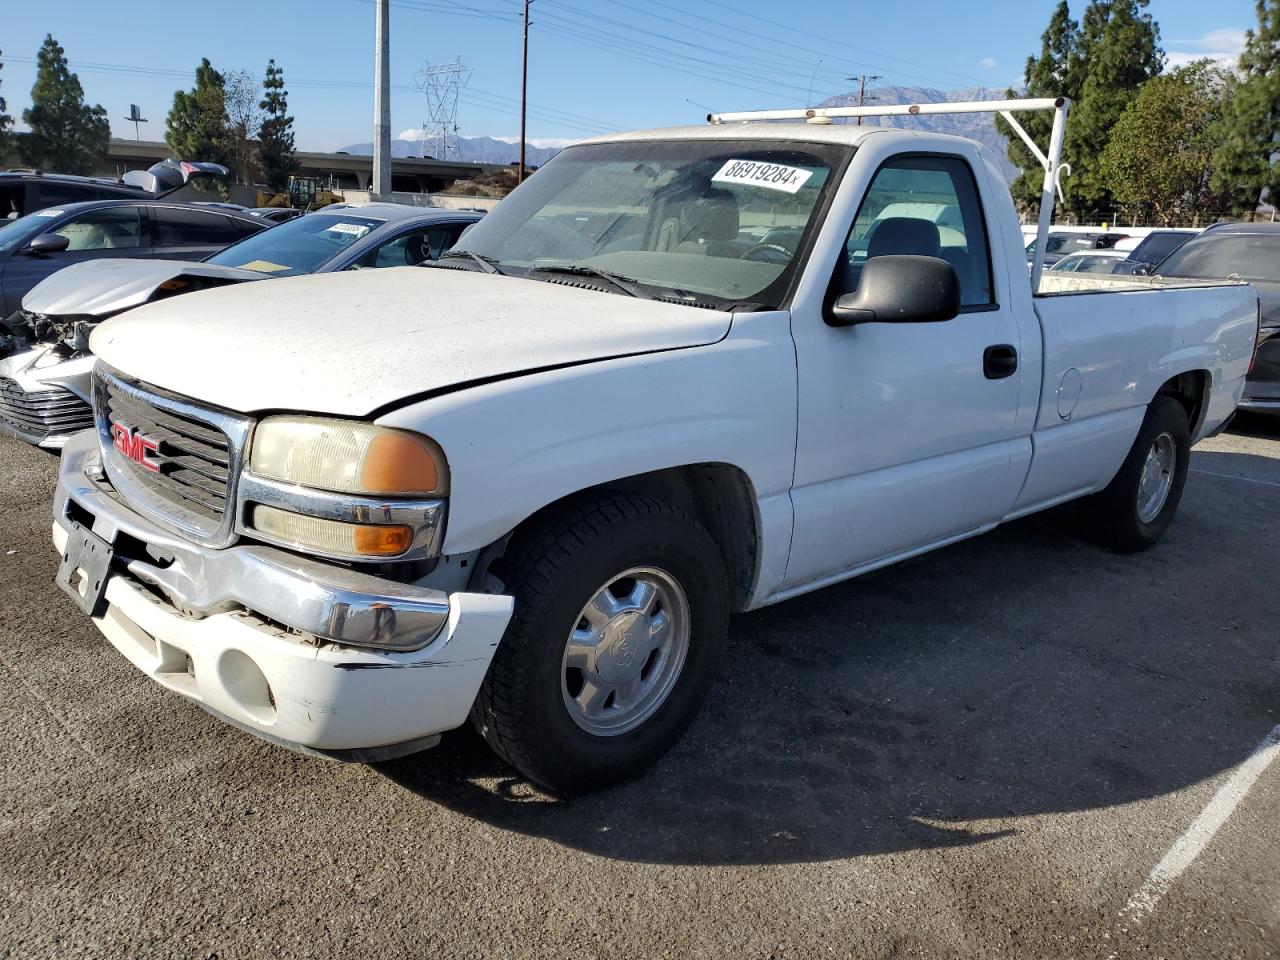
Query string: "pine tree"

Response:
xmin=997 ymin=1 xmax=1078 ymax=213
xmin=166 ymin=58 xmax=233 ymax=166
xmin=1211 ymin=0 xmax=1280 ymax=216
xmin=257 ymin=60 xmax=298 ymax=192
xmin=0 ymin=51 xmax=12 ymax=161
xmin=1064 ymin=0 xmax=1163 ymax=220
xmin=18 ymin=35 xmax=110 ymax=175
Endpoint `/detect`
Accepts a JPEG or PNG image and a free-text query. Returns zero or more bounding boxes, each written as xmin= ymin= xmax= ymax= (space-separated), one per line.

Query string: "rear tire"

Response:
xmin=471 ymin=493 xmax=729 ymax=795
xmin=1074 ymin=395 xmax=1190 ymax=552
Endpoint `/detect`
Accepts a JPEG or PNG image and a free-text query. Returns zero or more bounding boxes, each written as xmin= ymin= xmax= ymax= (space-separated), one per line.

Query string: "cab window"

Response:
xmin=837 ymin=155 xmax=994 ymax=308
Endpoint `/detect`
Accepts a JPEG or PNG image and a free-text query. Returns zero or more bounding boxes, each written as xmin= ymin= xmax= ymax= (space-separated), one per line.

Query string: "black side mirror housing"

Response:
xmin=828 ymin=254 xmax=961 ymax=326
xmin=24 ymin=233 xmax=70 ymax=256
xmin=1132 ymin=262 xmax=1153 ymax=276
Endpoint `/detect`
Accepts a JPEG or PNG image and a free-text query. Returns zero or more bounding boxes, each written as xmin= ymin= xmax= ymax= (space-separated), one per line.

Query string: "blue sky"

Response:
xmin=0 ymin=0 xmax=1260 ymax=152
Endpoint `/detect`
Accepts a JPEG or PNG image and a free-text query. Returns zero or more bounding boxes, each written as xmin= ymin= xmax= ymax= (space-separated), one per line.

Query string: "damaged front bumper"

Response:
xmin=0 ymin=347 xmax=95 ymax=449
xmin=54 ymin=430 xmax=514 ymax=760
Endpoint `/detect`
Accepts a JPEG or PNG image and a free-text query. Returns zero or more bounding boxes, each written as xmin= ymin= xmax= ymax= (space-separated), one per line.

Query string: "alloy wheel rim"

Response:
xmin=560 ymin=566 xmax=691 ymax=736
xmin=1137 ymin=431 xmax=1176 ymax=524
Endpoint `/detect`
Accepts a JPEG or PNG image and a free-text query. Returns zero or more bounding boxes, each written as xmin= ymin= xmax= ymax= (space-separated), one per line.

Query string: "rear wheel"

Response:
xmin=472 ymin=493 xmax=729 ymax=794
xmin=1074 ymin=395 xmax=1191 ymax=552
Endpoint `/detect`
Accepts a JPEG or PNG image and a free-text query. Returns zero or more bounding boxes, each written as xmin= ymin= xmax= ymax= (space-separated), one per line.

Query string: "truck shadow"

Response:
xmin=379 ymin=497 xmax=1277 ymax=866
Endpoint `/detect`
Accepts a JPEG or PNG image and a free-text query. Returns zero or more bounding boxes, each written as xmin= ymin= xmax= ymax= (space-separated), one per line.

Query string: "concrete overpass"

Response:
xmin=95 ymin=139 xmax=503 ymax=195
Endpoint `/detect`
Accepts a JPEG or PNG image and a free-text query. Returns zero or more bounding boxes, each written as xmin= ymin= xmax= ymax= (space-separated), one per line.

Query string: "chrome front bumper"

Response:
xmin=54 ymin=430 xmax=514 ymax=756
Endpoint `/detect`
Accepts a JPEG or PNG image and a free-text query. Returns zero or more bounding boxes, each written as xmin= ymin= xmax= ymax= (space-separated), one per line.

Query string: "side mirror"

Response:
xmin=828 ymin=254 xmax=961 ymax=326
xmin=23 ymin=233 xmax=70 ymax=256
xmin=1132 ymin=262 xmax=1153 ymax=276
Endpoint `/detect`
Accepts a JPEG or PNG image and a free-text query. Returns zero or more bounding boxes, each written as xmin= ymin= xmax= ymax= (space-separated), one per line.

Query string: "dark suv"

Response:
xmin=0 ymin=171 xmax=154 ymax=220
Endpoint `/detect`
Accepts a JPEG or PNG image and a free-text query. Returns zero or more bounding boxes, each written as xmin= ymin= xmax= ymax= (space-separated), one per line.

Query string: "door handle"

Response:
xmin=983 ymin=344 xmax=1018 ymax=379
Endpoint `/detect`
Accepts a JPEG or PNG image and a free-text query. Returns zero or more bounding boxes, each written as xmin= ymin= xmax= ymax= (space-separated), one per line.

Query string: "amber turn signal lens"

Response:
xmin=360 ymin=430 xmax=445 ymax=496
xmin=353 ymin=523 xmax=414 ymax=556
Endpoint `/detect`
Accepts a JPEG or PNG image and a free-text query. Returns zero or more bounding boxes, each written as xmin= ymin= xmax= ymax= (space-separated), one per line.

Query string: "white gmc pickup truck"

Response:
xmin=52 ymin=99 xmax=1260 ymax=793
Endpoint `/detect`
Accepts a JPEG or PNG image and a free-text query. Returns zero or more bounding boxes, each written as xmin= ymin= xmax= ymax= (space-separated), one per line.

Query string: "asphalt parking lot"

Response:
xmin=0 ymin=418 xmax=1276 ymax=960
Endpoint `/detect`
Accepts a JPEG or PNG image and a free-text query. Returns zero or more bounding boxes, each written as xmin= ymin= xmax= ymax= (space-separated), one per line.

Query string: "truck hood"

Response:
xmin=90 ymin=267 xmax=732 ymax=416
xmin=23 ymin=258 xmax=266 ymax=319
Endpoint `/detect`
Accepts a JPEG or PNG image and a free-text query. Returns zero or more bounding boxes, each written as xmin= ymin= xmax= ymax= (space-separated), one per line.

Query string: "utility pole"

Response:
xmin=849 ymin=74 xmax=882 ymax=126
xmin=519 ymin=0 xmax=532 ymax=183
xmin=373 ymin=0 xmax=391 ymax=198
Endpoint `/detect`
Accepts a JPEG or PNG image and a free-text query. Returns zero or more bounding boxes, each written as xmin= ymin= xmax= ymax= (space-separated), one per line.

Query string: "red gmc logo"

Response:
xmin=111 ymin=420 xmax=161 ymax=473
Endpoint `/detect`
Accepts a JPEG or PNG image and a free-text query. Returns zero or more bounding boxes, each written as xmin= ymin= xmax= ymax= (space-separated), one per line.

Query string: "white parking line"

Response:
xmin=1190 ymin=467 xmax=1280 ymax=488
xmin=1119 ymin=724 xmax=1280 ymax=925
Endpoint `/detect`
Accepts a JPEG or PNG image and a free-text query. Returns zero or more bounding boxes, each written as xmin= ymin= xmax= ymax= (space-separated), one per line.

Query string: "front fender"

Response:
xmin=374 ymin=313 xmax=797 ymax=563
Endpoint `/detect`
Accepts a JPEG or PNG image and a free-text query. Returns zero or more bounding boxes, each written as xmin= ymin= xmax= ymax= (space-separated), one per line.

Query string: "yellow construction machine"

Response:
xmin=256 ymin=176 xmax=343 ymax=211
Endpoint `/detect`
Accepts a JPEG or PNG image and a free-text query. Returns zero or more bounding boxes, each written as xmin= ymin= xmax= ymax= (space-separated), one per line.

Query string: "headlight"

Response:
xmin=249 ymin=417 xmax=448 ymax=496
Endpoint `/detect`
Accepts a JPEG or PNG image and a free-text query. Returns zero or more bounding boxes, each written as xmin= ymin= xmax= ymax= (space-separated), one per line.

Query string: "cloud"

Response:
xmin=1165 ymin=27 xmax=1246 ymax=69
xmin=978 ymin=57 xmax=998 ymax=70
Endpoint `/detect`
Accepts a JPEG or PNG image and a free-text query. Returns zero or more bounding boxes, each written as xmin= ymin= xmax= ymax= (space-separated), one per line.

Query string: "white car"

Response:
xmin=1047 ymin=249 xmax=1130 ymax=274
xmin=51 ymin=99 xmax=1259 ymax=794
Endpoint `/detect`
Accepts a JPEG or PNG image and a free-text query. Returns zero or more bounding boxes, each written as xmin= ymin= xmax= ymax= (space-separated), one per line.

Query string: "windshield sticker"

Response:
xmin=238 ymin=259 xmax=292 ymax=273
xmin=36 ymin=209 xmax=62 ymax=217
xmin=325 ymin=222 xmax=371 ymax=238
xmin=712 ymin=159 xmax=814 ymax=194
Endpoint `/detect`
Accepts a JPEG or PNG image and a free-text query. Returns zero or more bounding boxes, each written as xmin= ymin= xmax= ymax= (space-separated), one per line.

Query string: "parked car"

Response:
xmin=0 ymin=199 xmax=267 ymax=315
xmin=50 ymin=102 xmax=1257 ymax=794
xmin=1027 ymin=231 xmax=1130 ymax=268
xmin=0 ymin=159 xmax=229 ymax=220
xmin=1046 ymin=249 xmax=1130 ymax=274
xmin=1152 ymin=222 xmax=1279 ymax=414
xmin=1112 ymin=229 xmax=1200 ymax=275
xmin=0 ymin=205 xmax=481 ymax=447
xmin=249 ymin=207 xmax=304 ymax=223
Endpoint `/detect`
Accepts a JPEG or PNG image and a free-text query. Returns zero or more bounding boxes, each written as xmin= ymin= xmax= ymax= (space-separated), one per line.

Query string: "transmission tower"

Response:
xmin=414 ymin=59 xmax=471 ymax=160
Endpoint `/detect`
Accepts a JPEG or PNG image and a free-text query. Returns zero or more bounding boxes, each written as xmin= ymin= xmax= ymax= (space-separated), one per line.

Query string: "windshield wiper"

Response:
xmin=527 ymin=263 xmax=645 ymax=298
xmin=437 ymin=250 xmax=506 ymax=275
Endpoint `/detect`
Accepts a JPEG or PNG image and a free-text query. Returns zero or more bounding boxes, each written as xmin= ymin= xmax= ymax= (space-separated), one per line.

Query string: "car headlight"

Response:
xmin=249 ymin=416 xmax=448 ymax=496
xmin=243 ymin=417 xmax=448 ymax=561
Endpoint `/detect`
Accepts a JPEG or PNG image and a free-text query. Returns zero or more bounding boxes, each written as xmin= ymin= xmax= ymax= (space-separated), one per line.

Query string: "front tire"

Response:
xmin=1074 ymin=395 xmax=1191 ymax=552
xmin=472 ymin=493 xmax=729 ymax=794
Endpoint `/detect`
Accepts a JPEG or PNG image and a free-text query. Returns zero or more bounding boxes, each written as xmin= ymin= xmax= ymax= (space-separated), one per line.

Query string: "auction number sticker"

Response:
xmin=326 ymin=222 xmax=371 ymax=237
xmin=712 ymin=159 xmax=814 ymax=194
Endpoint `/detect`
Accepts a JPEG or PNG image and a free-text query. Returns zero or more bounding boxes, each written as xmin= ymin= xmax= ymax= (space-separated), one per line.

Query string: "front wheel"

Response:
xmin=471 ymin=493 xmax=729 ymax=794
xmin=1074 ymin=395 xmax=1191 ymax=552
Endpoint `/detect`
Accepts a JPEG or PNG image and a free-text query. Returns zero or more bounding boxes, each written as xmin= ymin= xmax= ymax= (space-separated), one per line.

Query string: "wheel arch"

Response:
xmin=485 ymin=463 xmax=762 ymax=613
xmin=1155 ymin=368 xmax=1210 ymax=436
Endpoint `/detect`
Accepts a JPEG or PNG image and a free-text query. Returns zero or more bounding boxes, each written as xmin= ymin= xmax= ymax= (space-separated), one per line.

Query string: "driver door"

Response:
xmin=783 ymin=151 xmax=1032 ymax=590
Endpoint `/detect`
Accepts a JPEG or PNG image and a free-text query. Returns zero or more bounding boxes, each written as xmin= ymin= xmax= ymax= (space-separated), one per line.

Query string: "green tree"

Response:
xmin=0 ymin=52 xmax=13 ymax=161
xmin=257 ymin=60 xmax=297 ymax=192
xmin=1064 ymin=0 xmax=1163 ymax=219
xmin=1100 ymin=62 xmax=1231 ymax=225
xmin=1212 ymin=0 xmax=1280 ymax=216
xmin=166 ymin=58 xmax=232 ymax=166
xmin=18 ymin=35 xmax=110 ymax=175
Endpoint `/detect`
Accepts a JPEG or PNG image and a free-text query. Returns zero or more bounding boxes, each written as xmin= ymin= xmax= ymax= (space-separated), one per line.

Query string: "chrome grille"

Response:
xmin=0 ymin=377 xmax=94 ymax=444
xmin=93 ymin=366 xmax=252 ymax=546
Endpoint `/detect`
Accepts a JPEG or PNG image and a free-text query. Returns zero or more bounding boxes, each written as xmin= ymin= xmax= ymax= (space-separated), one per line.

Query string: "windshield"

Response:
xmin=1157 ymin=233 xmax=1280 ymax=283
xmin=448 ymin=140 xmax=845 ymax=307
xmin=0 ymin=209 xmax=64 ymax=253
xmin=205 ymin=212 xmax=385 ymax=275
